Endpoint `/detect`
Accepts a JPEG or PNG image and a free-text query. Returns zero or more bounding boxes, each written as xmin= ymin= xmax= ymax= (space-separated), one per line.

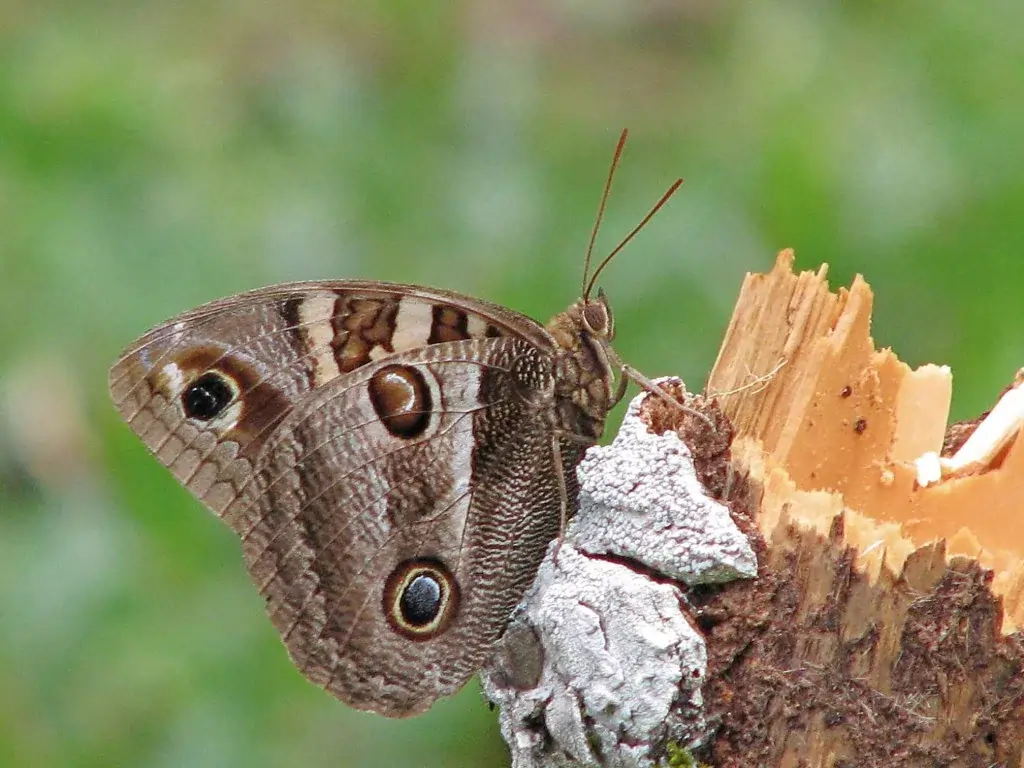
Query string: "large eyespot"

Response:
xmin=368 ymin=365 xmax=432 ymax=438
xmin=384 ymin=559 xmax=459 ymax=640
xmin=181 ymin=371 xmax=236 ymax=421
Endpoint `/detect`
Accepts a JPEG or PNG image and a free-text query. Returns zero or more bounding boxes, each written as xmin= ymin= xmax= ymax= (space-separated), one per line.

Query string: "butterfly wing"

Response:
xmin=109 ymin=282 xmax=576 ymax=715
xmin=108 ymin=282 xmax=552 ymax=514
xmin=241 ymin=339 xmax=578 ymax=715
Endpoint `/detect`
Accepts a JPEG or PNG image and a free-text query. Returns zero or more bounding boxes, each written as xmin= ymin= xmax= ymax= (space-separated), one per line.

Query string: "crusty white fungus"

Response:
xmin=482 ymin=380 xmax=757 ymax=768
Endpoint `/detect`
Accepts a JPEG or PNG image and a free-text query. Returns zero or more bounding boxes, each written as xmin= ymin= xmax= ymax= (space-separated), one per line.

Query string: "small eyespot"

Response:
xmin=384 ymin=560 xmax=459 ymax=640
xmin=182 ymin=371 xmax=235 ymax=421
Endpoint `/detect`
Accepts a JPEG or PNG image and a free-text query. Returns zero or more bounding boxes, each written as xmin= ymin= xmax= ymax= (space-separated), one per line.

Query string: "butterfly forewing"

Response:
xmin=109 ymin=282 xmax=550 ymax=514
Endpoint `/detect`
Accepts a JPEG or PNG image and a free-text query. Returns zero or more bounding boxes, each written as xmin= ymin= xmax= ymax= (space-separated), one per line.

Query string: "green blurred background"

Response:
xmin=1 ymin=3 xmax=1021 ymax=767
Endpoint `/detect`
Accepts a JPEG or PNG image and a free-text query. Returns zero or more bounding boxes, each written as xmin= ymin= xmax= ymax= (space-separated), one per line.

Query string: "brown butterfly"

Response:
xmin=109 ymin=130 xmax=683 ymax=716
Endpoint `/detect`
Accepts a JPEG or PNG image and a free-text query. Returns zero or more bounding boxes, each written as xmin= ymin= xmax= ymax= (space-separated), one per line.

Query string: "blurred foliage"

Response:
xmin=1 ymin=2 xmax=1022 ymax=767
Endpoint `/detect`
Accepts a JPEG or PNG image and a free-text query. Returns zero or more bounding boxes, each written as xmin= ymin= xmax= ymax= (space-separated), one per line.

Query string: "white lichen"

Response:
xmin=482 ymin=379 xmax=757 ymax=768
xmin=573 ymin=383 xmax=757 ymax=584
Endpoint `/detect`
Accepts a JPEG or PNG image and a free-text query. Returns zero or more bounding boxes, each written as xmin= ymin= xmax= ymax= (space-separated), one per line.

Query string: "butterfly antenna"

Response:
xmin=582 ymin=129 xmax=630 ymax=300
xmin=584 ymin=177 xmax=683 ymax=300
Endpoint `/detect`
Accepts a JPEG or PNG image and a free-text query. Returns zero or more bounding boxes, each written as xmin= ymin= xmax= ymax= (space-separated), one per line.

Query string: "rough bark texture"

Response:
xmin=681 ymin=251 xmax=1024 ymax=767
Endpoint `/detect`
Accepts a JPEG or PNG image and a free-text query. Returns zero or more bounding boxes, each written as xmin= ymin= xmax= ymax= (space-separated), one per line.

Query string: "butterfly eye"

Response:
xmin=582 ymin=301 xmax=610 ymax=336
xmin=182 ymin=371 xmax=236 ymax=421
xmin=385 ymin=560 xmax=459 ymax=640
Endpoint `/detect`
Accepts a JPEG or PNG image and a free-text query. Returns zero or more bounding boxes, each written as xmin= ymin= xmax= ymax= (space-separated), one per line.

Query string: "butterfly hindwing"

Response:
xmin=233 ymin=338 xmax=578 ymax=715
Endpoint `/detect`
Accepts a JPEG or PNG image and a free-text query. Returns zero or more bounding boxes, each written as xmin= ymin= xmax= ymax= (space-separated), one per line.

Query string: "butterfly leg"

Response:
xmin=610 ymin=366 xmax=631 ymax=408
xmin=549 ymin=433 xmax=569 ymax=566
xmin=621 ymin=364 xmax=715 ymax=430
xmin=602 ymin=343 xmax=714 ymax=430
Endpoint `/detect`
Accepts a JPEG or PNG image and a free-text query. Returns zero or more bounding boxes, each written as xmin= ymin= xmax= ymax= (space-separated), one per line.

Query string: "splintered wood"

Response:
xmin=698 ymin=250 xmax=1024 ymax=767
xmin=709 ymin=249 xmax=1024 ymax=630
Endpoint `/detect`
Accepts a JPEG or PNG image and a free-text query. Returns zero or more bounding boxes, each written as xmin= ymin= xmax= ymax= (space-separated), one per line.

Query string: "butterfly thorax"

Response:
xmin=544 ymin=293 xmax=618 ymax=443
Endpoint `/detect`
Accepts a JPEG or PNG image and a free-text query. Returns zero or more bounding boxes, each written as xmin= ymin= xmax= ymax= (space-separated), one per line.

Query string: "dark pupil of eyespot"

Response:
xmin=400 ymin=574 xmax=442 ymax=626
xmin=182 ymin=373 xmax=233 ymax=421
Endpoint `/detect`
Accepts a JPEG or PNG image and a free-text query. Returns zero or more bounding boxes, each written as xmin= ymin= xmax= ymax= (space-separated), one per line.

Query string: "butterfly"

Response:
xmin=109 ymin=130 xmax=683 ymax=716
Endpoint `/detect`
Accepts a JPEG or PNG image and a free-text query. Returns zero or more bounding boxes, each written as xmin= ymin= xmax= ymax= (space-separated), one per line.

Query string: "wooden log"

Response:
xmin=689 ymin=250 xmax=1024 ymax=767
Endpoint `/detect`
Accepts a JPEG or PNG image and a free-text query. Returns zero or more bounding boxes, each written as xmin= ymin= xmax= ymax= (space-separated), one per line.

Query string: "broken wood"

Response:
xmin=694 ymin=250 xmax=1024 ymax=767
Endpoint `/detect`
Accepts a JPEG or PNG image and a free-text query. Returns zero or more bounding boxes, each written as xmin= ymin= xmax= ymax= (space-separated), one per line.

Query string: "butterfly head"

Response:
xmin=546 ymin=288 xmax=615 ymax=354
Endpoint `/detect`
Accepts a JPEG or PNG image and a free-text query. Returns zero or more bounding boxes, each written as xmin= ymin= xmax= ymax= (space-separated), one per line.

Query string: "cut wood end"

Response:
xmin=708 ymin=250 xmax=1024 ymax=633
